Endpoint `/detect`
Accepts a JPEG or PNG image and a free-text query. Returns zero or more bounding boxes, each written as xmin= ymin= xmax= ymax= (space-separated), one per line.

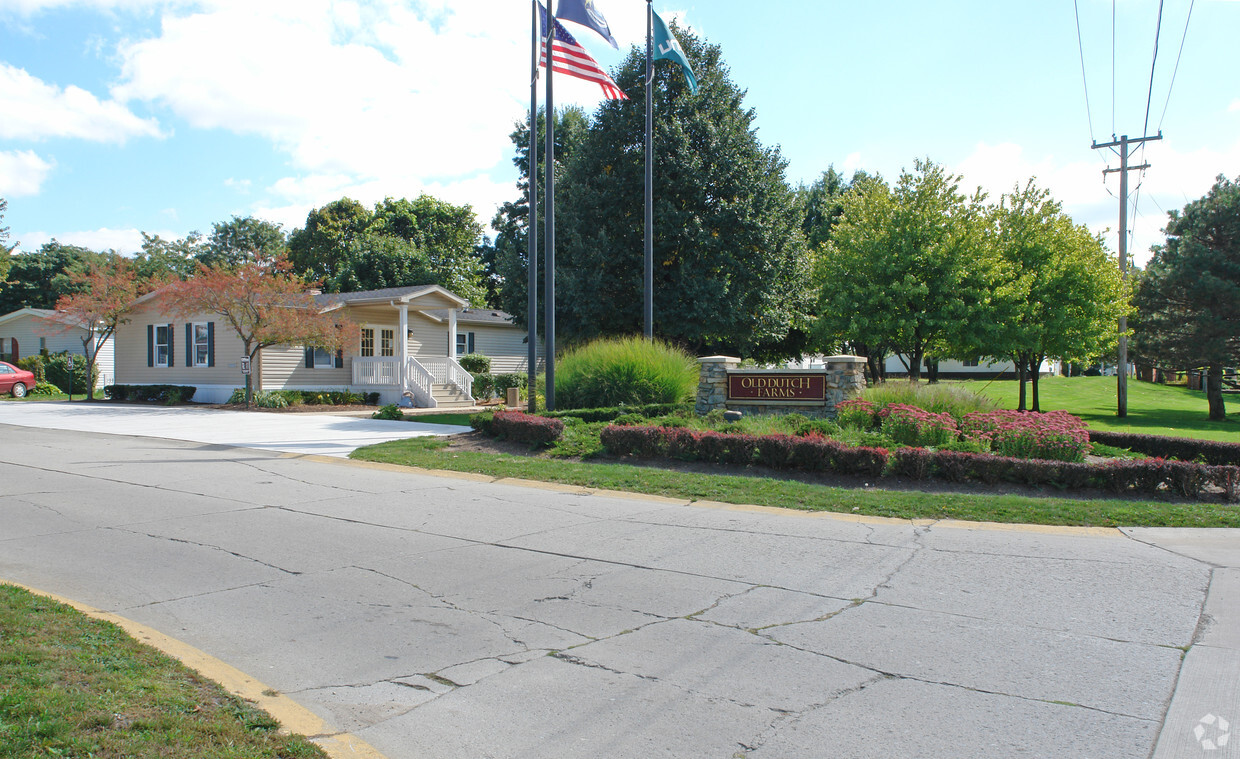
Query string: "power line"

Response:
xmin=1073 ymin=0 xmax=1098 ymax=143
xmin=1158 ymin=0 xmax=1195 ymax=131
xmin=1111 ymin=0 xmax=1116 ymax=136
xmin=1142 ymin=0 xmax=1165 ymax=139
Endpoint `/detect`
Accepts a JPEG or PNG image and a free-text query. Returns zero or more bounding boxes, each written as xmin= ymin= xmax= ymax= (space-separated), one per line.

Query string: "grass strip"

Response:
xmin=352 ymin=437 xmax=1240 ymax=528
xmin=0 ymin=584 xmax=327 ymax=759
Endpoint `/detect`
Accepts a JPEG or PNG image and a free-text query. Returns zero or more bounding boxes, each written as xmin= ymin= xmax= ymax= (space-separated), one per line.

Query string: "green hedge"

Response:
xmin=540 ymin=402 xmax=690 ymax=423
xmin=104 ymin=384 xmax=197 ymax=404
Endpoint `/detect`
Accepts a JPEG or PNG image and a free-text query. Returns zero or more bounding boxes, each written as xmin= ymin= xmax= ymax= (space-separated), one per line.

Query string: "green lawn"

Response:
xmin=0 ymin=585 xmax=327 ymax=759
xmin=954 ymin=376 xmax=1239 ymax=442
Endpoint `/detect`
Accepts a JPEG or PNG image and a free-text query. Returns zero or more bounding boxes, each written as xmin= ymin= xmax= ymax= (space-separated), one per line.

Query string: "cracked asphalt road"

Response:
xmin=2 ymin=423 xmax=1237 ymax=758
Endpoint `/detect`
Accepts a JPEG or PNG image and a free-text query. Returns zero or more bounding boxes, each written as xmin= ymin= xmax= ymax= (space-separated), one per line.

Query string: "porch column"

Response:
xmin=448 ymin=309 xmax=457 ymax=360
xmin=398 ymin=304 xmax=409 ymax=391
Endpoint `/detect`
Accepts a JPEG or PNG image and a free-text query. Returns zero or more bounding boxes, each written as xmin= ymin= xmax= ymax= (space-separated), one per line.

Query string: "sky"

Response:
xmin=1 ymin=0 xmax=1237 ymax=268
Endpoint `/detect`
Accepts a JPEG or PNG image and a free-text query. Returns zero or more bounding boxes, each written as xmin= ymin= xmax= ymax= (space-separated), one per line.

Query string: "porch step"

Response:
xmin=431 ymin=382 xmax=475 ymax=409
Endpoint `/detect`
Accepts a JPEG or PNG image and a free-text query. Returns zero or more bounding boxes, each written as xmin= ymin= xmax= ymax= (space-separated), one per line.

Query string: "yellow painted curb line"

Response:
xmin=300 ymin=452 xmax=1127 ymax=538
xmin=7 ymin=581 xmax=390 ymax=759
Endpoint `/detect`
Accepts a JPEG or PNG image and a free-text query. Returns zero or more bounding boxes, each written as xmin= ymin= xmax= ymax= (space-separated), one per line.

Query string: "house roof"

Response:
xmin=0 ymin=307 xmax=90 ymax=329
xmin=424 ymin=308 xmax=518 ymax=326
xmin=314 ymin=285 xmax=469 ymax=310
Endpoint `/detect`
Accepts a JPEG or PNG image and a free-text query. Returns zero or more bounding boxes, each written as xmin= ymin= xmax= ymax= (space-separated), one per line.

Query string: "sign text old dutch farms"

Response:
xmin=727 ymin=372 xmax=826 ymax=402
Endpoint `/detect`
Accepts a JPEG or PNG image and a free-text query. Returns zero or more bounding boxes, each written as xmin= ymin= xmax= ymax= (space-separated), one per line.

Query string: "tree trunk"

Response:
xmin=1015 ymin=354 xmax=1028 ymax=411
xmin=907 ymin=348 xmax=923 ymax=383
xmin=1207 ymin=364 xmax=1227 ymax=421
xmin=1030 ymin=354 xmax=1045 ymax=412
xmin=926 ymin=357 xmax=940 ymax=384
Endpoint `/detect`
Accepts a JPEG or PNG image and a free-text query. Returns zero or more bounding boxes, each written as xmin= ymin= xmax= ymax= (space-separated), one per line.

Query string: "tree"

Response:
xmin=325 ymin=232 xmax=435 ymax=293
xmin=799 ymin=167 xmax=873 ymax=252
xmin=51 ymin=258 xmax=151 ymax=400
xmin=0 ymin=241 xmax=109 ymax=313
xmin=163 ymin=255 xmax=354 ymax=404
xmin=0 ymin=198 xmax=14 ymax=282
xmin=521 ymin=26 xmax=812 ymax=360
xmin=813 ymin=160 xmax=991 ymax=381
xmin=287 ymin=198 xmax=372 ymax=285
xmin=1134 ymin=175 xmax=1240 ymax=421
xmin=196 ymin=216 xmax=287 ymax=269
xmin=981 ymin=181 xmax=1126 ymax=411
xmin=134 ymin=231 xmax=204 ymax=281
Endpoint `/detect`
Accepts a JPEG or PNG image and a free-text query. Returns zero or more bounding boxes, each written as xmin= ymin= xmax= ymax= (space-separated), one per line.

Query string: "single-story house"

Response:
xmin=113 ymin=285 xmax=544 ymax=406
xmin=426 ymin=307 xmax=546 ymax=374
xmin=789 ymin=354 xmax=1058 ymax=380
xmin=0 ymin=307 xmax=116 ymax=388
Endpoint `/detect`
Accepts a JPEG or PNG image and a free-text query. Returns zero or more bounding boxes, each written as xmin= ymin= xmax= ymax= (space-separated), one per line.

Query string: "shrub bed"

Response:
xmin=541 ymin=403 xmax=690 ymax=423
xmin=104 ymin=384 xmax=197 ymax=404
xmin=1087 ymin=430 xmax=1240 ymax=467
xmin=599 ymin=423 xmax=1236 ymax=501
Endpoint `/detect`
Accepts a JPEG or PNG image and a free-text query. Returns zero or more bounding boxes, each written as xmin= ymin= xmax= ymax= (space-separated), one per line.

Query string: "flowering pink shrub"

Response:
xmin=879 ymin=403 xmax=959 ymax=447
xmin=835 ymin=398 xmax=878 ymax=430
xmin=960 ymin=410 xmax=1090 ymax=463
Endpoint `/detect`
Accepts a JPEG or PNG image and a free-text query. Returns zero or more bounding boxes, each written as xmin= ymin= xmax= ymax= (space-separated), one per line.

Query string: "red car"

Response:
xmin=0 ymin=360 xmax=36 ymax=398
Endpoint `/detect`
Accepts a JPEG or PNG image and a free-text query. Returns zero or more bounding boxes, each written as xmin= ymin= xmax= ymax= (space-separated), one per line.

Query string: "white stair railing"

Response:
xmin=405 ymin=358 xmax=436 ymax=408
xmin=420 ymin=357 xmax=474 ymax=401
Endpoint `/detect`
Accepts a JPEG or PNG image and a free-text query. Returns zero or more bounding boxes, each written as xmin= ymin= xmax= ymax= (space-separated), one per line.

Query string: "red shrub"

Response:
xmin=491 ymin=410 xmax=564 ymax=446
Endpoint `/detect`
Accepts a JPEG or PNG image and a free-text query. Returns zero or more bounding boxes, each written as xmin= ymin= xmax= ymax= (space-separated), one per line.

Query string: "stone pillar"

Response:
xmin=696 ymin=356 xmax=740 ymax=415
xmin=824 ymin=355 xmax=867 ymax=411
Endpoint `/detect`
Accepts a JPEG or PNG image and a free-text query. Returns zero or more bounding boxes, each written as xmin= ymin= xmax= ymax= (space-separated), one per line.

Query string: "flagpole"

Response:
xmin=527 ymin=0 xmax=539 ymax=412
xmin=643 ymin=0 xmax=653 ymax=340
xmin=544 ymin=1 xmax=556 ymax=411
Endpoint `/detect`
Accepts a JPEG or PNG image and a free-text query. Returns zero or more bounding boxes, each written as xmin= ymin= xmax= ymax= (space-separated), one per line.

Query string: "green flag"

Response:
xmin=652 ymin=10 xmax=698 ymax=94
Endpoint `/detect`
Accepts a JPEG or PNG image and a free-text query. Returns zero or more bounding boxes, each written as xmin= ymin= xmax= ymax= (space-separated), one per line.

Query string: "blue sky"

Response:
xmin=1 ymin=0 xmax=1237 ymax=267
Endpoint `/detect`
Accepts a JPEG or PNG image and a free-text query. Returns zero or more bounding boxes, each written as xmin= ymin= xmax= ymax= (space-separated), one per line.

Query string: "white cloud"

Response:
xmin=1230 ymin=99 xmax=1239 ymax=112
xmin=951 ymin=138 xmax=1240 ymax=267
xmin=0 ymin=63 xmax=162 ymax=142
xmin=0 ymin=149 xmax=55 ymax=196
xmin=15 ymin=226 xmax=145 ymax=254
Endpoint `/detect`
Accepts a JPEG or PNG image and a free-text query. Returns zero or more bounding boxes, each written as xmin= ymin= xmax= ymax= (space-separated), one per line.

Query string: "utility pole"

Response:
xmin=1091 ymin=131 xmax=1162 ymax=418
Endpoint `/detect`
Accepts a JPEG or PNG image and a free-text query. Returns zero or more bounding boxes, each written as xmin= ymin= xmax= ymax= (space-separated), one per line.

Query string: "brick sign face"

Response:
xmin=728 ymin=373 xmax=826 ymax=401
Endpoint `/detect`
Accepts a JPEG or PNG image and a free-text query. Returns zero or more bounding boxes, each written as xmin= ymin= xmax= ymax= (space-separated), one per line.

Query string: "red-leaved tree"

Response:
xmin=162 ymin=255 xmax=353 ymax=403
xmin=52 ymin=258 xmax=151 ymax=401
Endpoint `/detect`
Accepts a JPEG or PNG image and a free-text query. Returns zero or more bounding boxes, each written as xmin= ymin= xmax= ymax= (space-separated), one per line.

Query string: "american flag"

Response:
xmin=538 ymin=3 xmax=628 ymax=101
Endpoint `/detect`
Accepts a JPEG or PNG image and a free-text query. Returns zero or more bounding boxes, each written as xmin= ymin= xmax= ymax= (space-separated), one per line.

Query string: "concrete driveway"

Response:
xmin=0 ymin=400 xmax=468 ymax=456
xmin=1 ymin=421 xmax=1237 ymax=758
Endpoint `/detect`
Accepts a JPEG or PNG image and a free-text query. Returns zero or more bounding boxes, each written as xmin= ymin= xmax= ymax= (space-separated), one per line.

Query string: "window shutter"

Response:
xmin=468 ymin=332 xmax=475 ymax=354
xmin=147 ymin=325 xmax=154 ymax=367
xmin=167 ymin=324 xmax=174 ymax=368
xmin=305 ymin=347 xmax=314 ymax=368
xmin=334 ymin=349 xmax=343 ymax=369
xmin=207 ymin=323 xmax=215 ymax=367
xmin=185 ymin=323 xmax=192 ymax=367
xmin=10 ymin=337 xmax=17 ymax=363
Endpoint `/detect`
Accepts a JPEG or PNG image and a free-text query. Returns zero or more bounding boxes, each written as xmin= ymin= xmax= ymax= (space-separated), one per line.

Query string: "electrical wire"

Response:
xmin=1158 ymin=0 xmax=1195 ymax=131
xmin=1073 ymin=0 xmax=1098 ymax=143
xmin=1142 ymin=0 xmax=1165 ymax=139
xmin=1111 ymin=0 xmax=1116 ymax=137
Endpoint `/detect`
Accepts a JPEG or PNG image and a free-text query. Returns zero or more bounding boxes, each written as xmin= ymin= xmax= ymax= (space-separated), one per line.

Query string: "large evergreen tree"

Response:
xmin=1134 ymin=175 xmax=1240 ymax=420
xmin=0 ymin=241 xmax=110 ymax=313
xmin=497 ymin=27 xmax=812 ymax=361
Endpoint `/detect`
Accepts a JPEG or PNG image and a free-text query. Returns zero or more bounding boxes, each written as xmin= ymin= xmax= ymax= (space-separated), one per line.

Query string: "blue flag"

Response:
xmin=652 ymin=10 xmax=697 ymax=94
xmin=555 ymin=0 xmax=618 ymax=49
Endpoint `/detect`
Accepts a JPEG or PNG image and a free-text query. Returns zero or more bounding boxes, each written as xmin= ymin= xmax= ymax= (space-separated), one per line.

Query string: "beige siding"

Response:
xmin=114 ymin=303 xmax=249 ymax=389
xmin=408 ymin=312 xmax=450 ymax=357
xmin=261 ymin=344 xmax=350 ymax=388
xmin=461 ymin=323 xmax=545 ymax=374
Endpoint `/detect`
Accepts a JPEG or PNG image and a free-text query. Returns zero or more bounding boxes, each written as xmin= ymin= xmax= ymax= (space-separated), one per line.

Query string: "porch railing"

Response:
xmin=421 ymin=357 xmax=473 ymax=399
xmin=350 ymin=355 xmax=472 ymax=406
xmin=405 ymin=358 xmax=435 ymax=407
xmin=352 ymin=357 xmax=400 ymax=386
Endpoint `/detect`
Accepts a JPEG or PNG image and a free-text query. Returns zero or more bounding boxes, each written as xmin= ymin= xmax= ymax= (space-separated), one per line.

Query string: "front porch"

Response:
xmin=352 ymin=355 xmax=474 ymax=408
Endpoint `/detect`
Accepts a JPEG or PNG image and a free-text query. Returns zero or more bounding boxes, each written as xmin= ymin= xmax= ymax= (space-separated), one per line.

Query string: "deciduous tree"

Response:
xmin=197 ymin=216 xmax=288 ymax=269
xmin=1134 ymin=175 xmax=1240 ymax=420
xmin=0 ymin=241 xmax=109 ymax=313
xmin=163 ymin=256 xmax=353 ymax=404
xmin=51 ymin=258 xmax=151 ymax=400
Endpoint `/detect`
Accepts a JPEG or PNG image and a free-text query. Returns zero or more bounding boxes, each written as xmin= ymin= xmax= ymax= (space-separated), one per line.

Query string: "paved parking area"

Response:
xmin=0 ymin=401 xmax=468 ymax=456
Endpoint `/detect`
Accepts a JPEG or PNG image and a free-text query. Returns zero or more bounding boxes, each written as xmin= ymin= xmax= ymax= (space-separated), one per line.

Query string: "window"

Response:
xmin=192 ymin=323 xmax=211 ymax=367
xmin=380 ymin=328 xmax=394 ymax=357
xmin=313 ymin=347 xmax=334 ymax=368
xmin=963 ymin=358 xmax=980 ymax=367
xmin=360 ymin=327 xmax=375 ymax=357
xmin=155 ymin=325 xmax=171 ymax=367
xmin=456 ymin=331 xmax=475 ymax=355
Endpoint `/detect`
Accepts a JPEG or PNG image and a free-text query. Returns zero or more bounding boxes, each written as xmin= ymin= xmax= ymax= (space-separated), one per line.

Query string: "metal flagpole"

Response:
xmin=643 ymin=0 xmax=653 ymax=340
xmin=544 ymin=0 xmax=556 ymax=411
xmin=527 ymin=0 xmax=539 ymax=412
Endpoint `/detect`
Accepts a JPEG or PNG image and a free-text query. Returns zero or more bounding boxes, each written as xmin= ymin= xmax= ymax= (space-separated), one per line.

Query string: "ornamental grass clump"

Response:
xmin=961 ymin=410 xmax=1090 ymax=463
xmin=554 ymin=336 xmax=698 ymax=409
xmin=879 ymin=403 xmax=959 ymax=447
xmin=862 ymin=381 xmax=998 ymax=418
